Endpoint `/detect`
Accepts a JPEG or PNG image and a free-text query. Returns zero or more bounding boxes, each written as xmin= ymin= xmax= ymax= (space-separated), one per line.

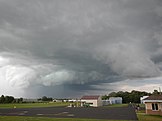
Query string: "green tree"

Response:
xmin=106 ymin=90 xmax=151 ymax=103
xmin=102 ymin=95 xmax=109 ymax=100
xmin=0 ymin=95 xmax=5 ymax=103
xmin=41 ymin=96 xmax=53 ymax=101
xmin=153 ymin=90 xmax=159 ymax=95
xmin=109 ymin=92 xmax=117 ymax=97
xmin=20 ymin=98 xmax=23 ymax=102
xmin=4 ymin=96 xmax=14 ymax=103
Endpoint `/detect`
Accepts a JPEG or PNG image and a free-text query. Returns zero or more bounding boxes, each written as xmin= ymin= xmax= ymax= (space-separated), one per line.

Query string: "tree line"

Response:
xmin=0 ymin=95 xmax=54 ymax=103
xmin=0 ymin=95 xmax=24 ymax=103
xmin=0 ymin=90 xmax=160 ymax=104
xmin=38 ymin=96 xmax=53 ymax=101
xmin=0 ymin=95 xmax=15 ymax=103
xmin=102 ymin=90 xmax=160 ymax=103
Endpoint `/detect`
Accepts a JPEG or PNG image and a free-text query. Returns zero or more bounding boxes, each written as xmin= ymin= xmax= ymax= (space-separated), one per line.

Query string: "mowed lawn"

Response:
xmin=105 ymin=104 xmax=128 ymax=108
xmin=0 ymin=102 xmax=69 ymax=108
xmin=0 ymin=116 xmax=134 ymax=121
xmin=0 ymin=103 xmax=128 ymax=109
xmin=0 ymin=114 xmax=162 ymax=121
xmin=137 ymin=113 xmax=162 ymax=121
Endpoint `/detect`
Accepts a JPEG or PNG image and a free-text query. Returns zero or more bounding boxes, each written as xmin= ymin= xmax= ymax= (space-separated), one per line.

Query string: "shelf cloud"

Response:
xmin=0 ymin=0 xmax=162 ymax=98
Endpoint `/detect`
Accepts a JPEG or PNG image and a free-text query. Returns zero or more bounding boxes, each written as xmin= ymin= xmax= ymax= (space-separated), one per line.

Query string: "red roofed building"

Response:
xmin=80 ymin=95 xmax=102 ymax=107
xmin=144 ymin=95 xmax=162 ymax=115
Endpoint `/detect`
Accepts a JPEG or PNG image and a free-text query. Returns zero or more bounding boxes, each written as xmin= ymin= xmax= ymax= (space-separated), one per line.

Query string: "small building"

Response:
xmin=81 ymin=95 xmax=102 ymax=107
xmin=68 ymin=99 xmax=77 ymax=102
xmin=53 ymin=99 xmax=63 ymax=102
xmin=23 ymin=98 xmax=38 ymax=102
xmin=102 ymin=100 xmax=110 ymax=106
xmin=109 ymin=97 xmax=122 ymax=104
xmin=140 ymin=96 xmax=149 ymax=104
xmin=144 ymin=95 xmax=162 ymax=116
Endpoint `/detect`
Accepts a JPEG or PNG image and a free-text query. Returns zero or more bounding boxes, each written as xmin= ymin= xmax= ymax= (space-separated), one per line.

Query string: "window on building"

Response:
xmin=152 ymin=103 xmax=158 ymax=110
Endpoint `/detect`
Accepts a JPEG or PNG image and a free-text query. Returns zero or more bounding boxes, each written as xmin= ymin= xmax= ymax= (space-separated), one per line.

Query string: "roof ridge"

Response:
xmin=144 ymin=95 xmax=162 ymax=100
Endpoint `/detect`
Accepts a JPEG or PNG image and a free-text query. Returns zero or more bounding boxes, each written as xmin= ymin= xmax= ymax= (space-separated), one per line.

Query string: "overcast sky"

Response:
xmin=0 ymin=0 xmax=162 ymax=98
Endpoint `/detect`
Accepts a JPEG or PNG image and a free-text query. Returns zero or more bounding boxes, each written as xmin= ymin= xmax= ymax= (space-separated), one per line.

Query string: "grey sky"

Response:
xmin=0 ymin=0 xmax=162 ymax=98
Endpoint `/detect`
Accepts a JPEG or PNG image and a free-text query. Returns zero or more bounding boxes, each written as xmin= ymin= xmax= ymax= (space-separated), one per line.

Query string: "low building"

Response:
xmin=109 ymin=97 xmax=122 ymax=104
xmin=53 ymin=99 xmax=63 ymax=102
xmin=102 ymin=100 xmax=110 ymax=106
xmin=81 ymin=95 xmax=102 ymax=107
xmin=140 ymin=96 xmax=149 ymax=104
xmin=144 ymin=95 xmax=162 ymax=116
xmin=68 ymin=99 xmax=77 ymax=102
xmin=23 ymin=98 xmax=38 ymax=102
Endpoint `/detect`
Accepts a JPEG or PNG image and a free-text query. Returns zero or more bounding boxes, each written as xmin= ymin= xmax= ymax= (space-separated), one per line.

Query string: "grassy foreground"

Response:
xmin=0 ymin=116 xmax=133 ymax=121
xmin=0 ymin=102 xmax=69 ymax=108
xmin=105 ymin=104 xmax=128 ymax=108
xmin=137 ymin=113 xmax=162 ymax=121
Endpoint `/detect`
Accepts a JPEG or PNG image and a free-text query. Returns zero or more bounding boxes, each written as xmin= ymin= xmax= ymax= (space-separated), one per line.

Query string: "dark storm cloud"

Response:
xmin=0 ymin=0 xmax=162 ymax=97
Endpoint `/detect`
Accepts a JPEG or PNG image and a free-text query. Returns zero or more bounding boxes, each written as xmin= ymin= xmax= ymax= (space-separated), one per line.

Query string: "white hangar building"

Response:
xmin=109 ymin=97 xmax=122 ymax=104
xmin=81 ymin=95 xmax=102 ymax=107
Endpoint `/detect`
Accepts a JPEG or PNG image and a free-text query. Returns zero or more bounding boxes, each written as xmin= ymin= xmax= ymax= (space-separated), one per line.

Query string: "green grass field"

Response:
xmin=0 ymin=103 xmax=128 ymax=109
xmin=105 ymin=104 xmax=128 ymax=108
xmin=0 ymin=116 xmax=133 ymax=121
xmin=137 ymin=113 xmax=162 ymax=121
xmin=0 ymin=102 xmax=69 ymax=108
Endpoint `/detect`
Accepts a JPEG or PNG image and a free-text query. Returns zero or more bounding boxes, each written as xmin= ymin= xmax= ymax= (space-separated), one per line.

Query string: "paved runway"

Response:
xmin=0 ymin=106 xmax=137 ymax=120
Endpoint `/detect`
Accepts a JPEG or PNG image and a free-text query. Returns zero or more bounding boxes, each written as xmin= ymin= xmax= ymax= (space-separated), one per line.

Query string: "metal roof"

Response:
xmin=143 ymin=95 xmax=162 ymax=100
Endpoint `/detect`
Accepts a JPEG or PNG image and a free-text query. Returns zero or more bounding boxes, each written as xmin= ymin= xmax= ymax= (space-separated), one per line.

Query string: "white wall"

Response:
xmin=81 ymin=96 xmax=102 ymax=107
xmin=140 ymin=96 xmax=149 ymax=104
xmin=81 ymin=99 xmax=98 ymax=107
xmin=109 ymin=97 xmax=122 ymax=104
xmin=102 ymin=100 xmax=110 ymax=106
